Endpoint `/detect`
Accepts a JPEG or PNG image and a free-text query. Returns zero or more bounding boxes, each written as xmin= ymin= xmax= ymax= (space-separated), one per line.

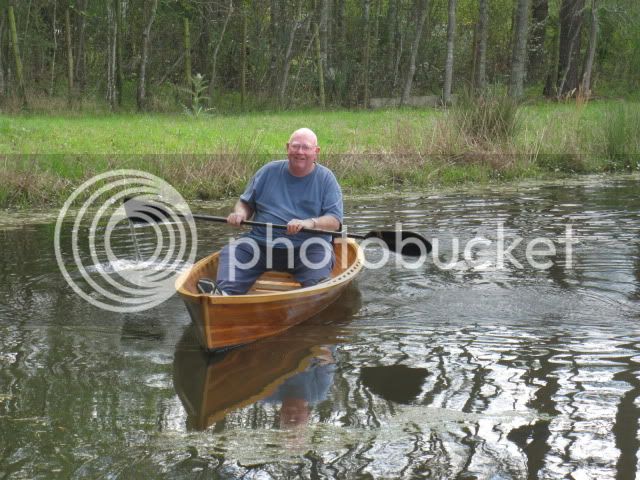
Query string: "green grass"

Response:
xmin=0 ymin=100 xmax=638 ymax=208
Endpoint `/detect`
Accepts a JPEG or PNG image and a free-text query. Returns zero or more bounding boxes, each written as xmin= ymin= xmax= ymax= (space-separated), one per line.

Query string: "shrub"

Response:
xmin=453 ymin=87 xmax=521 ymax=145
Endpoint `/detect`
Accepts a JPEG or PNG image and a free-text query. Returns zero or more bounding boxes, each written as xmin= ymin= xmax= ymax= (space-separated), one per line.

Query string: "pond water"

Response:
xmin=0 ymin=175 xmax=639 ymax=479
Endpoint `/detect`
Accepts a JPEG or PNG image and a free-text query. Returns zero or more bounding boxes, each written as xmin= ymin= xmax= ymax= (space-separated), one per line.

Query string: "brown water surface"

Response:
xmin=0 ymin=175 xmax=639 ymax=478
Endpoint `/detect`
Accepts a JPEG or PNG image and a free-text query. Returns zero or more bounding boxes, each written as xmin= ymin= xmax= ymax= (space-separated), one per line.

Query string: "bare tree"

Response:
xmin=443 ymin=0 xmax=456 ymax=105
xmin=65 ymin=6 xmax=74 ymax=101
xmin=279 ymin=0 xmax=303 ymax=107
xmin=362 ymin=0 xmax=371 ymax=108
xmin=313 ymin=19 xmax=325 ymax=107
xmin=401 ymin=0 xmax=430 ymax=106
xmin=115 ymin=0 xmax=124 ymax=106
xmin=137 ymin=0 xmax=159 ymax=111
xmin=557 ymin=0 xmax=585 ymax=96
xmin=49 ymin=0 xmax=58 ymax=96
xmin=208 ymin=0 xmax=233 ymax=105
xmin=8 ymin=2 xmax=27 ymax=107
xmin=581 ymin=0 xmax=598 ymax=96
xmin=75 ymin=0 xmax=88 ymax=93
xmin=474 ymin=0 xmax=489 ymax=91
xmin=183 ymin=17 xmax=192 ymax=107
xmin=240 ymin=3 xmax=247 ymax=109
xmin=528 ymin=0 xmax=548 ymax=82
xmin=510 ymin=0 xmax=530 ymax=98
xmin=106 ymin=1 xmax=117 ymax=109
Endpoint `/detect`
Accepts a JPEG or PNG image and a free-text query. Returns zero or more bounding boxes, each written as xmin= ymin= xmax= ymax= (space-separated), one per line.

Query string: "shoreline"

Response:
xmin=1 ymin=102 xmax=638 ymax=208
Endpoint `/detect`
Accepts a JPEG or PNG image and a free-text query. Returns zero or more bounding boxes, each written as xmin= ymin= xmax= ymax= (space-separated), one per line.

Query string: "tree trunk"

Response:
xmin=208 ymin=0 xmax=233 ymax=105
xmin=313 ymin=21 xmax=325 ymax=108
xmin=240 ymin=4 xmax=247 ymax=109
xmin=278 ymin=1 xmax=302 ymax=108
xmin=65 ymin=8 xmax=74 ymax=101
xmin=543 ymin=16 xmax=559 ymax=96
xmin=473 ymin=0 xmax=488 ymax=91
xmin=115 ymin=0 xmax=124 ymax=106
xmin=319 ymin=0 xmax=329 ymax=76
xmin=362 ymin=0 xmax=371 ymax=108
xmin=268 ymin=0 xmax=280 ymax=90
xmin=528 ymin=0 xmax=548 ymax=82
xmin=49 ymin=0 xmax=58 ymax=97
xmin=106 ymin=1 xmax=117 ymax=110
xmin=183 ymin=17 xmax=192 ymax=107
xmin=581 ymin=0 xmax=598 ymax=96
xmin=557 ymin=0 xmax=585 ymax=96
xmin=509 ymin=0 xmax=530 ymax=98
xmin=75 ymin=0 xmax=88 ymax=94
xmin=385 ymin=0 xmax=398 ymax=81
xmin=7 ymin=4 xmax=27 ymax=107
xmin=443 ymin=0 xmax=456 ymax=105
xmin=401 ymin=0 xmax=429 ymax=106
xmin=0 ymin=12 xmax=5 ymax=97
xmin=137 ymin=0 xmax=158 ymax=111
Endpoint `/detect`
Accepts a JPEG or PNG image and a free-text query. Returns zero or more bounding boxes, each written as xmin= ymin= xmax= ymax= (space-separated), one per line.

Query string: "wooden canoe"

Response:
xmin=174 ymin=238 xmax=364 ymax=352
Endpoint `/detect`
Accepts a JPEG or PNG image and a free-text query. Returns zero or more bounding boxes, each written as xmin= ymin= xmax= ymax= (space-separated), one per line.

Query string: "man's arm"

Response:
xmin=227 ymin=200 xmax=254 ymax=226
xmin=286 ymin=215 xmax=340 ymax=234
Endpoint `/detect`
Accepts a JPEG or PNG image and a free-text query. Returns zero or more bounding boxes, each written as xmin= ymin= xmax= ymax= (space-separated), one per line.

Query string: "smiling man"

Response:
xmin=214 ymin=128 xmax=343 ymax=295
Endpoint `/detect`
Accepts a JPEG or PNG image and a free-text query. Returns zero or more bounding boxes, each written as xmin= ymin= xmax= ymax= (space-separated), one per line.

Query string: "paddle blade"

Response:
xmin=364 ymin=230 xmax=432 ymax=256
xmin=123 ymin=196 xmax=174 ymax=224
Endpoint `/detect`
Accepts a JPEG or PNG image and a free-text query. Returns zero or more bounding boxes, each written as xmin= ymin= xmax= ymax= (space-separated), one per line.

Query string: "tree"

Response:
xmin=7 ymin=2 xmax=27 ymax=107
xmin=473 ymin=0 xmax=489 ymax=91
xmin=183 ymin=16 xmax=192 ymax=107
xmin=510 ymin=0 xmax=530 ymax=98
xmin=137 ymin=0 xmax=159 ymax=111
xmin=557 ymin=0 xmax=585 ymax=96
xmin=362 ymin=0 xmax=371 ymax=108
xmin=65 ymin=6 xmax=74 ymax=102
xmin=581 ymin=0 xmax=598 ymax=96
xmin=401 ymin=0 xmax=429 ymax=106
xmin=75 ymin=0 xmax=88 ymax=93
xmin=106 ymin=0 xmax=117 ymax=110
xmin=528 ymin=0 xmax=549 ymax=82
xmin=443 ymin=0 xmax=456 ymax=105
xmin=115 ymin=0 xmax=124 ymax=106
xmin=207 ymin=0 xmax=233 ymax=105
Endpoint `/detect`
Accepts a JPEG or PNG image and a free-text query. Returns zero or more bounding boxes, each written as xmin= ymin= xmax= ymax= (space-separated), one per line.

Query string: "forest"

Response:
xmin=0 ymin=0 xmax=638 ymax=112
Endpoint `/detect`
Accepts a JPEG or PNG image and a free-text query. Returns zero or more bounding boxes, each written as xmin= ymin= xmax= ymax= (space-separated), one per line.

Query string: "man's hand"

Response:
xmin=287 ymin=218 xmax=315 ymax=235
xmin=227 ymin=212 xmax=247 ymax=226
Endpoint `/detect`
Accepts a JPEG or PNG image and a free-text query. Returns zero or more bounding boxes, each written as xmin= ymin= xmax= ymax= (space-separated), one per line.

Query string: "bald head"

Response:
xmin=288 ymin=128 xmax=318 ymax=146
xmin=286 ymin=127 xmax=320 ymax=176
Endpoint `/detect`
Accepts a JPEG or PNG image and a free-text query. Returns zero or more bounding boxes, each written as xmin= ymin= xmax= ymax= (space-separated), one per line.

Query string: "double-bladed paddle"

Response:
xmin=123 ymin=196 xmax=432 ymax=257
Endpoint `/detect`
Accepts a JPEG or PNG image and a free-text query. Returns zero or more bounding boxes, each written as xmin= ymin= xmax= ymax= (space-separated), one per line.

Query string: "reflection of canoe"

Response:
xmin=173 ymin=289 xmax=361 ymax=430
xmin=174 ymin=238 xmax=364 ymax=352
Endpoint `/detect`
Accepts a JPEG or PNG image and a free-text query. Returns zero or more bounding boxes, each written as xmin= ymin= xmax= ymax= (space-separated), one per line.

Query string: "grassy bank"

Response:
xmin=0 ymin=100 xmax=638 ymax=208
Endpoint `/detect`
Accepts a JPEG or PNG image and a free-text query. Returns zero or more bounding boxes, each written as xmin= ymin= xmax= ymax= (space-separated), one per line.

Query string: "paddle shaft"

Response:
xmin=180 ymin=213 xmax=366 ymax=239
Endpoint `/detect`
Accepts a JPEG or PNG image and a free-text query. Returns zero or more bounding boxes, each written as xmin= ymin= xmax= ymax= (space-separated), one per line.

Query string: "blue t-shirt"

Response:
xmin=240 ymin=160 xmax=343 ymax=247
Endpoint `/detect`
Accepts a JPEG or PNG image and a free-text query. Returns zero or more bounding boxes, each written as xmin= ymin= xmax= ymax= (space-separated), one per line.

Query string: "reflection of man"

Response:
xmin=263 ymin=347 xmax=336 ymax=428
xmin=215 ymin=128 xmax=343 ymax=295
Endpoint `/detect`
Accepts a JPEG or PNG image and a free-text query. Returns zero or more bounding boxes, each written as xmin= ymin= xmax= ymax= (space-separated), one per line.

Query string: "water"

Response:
xmin=0 ymin=175 xmax=639 ymax=479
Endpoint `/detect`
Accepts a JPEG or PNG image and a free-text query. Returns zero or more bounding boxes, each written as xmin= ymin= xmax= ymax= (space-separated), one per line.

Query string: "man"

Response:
xmin=215 ymin=128 xmax=343 ymax=295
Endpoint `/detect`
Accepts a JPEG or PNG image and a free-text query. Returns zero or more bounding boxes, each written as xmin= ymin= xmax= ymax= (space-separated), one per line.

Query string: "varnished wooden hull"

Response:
xmin=175 ymin=238 xmax=364 ymax=351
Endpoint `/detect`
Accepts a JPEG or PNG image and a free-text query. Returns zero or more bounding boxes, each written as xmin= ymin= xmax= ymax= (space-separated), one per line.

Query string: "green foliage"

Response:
xmin=603 ymin=104 xmax=640 ymax=171
xmin=453 ymin=87 xmax=521 ymax=145
xmin=181 ymin=74 xmax=213 ymax=117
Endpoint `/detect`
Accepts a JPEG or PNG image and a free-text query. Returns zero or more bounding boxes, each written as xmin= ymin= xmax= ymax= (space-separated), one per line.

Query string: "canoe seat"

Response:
xmin=250 ymin=278 xmax=302 ymax=292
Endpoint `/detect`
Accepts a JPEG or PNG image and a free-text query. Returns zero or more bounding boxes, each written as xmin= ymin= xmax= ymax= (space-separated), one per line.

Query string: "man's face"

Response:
xmin=286 ymin=133 xmax=319 ymax=176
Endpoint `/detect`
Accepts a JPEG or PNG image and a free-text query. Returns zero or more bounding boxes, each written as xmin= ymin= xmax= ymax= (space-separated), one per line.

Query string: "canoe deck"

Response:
xmin=175 ymin=238 xmax=363 ymax=351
